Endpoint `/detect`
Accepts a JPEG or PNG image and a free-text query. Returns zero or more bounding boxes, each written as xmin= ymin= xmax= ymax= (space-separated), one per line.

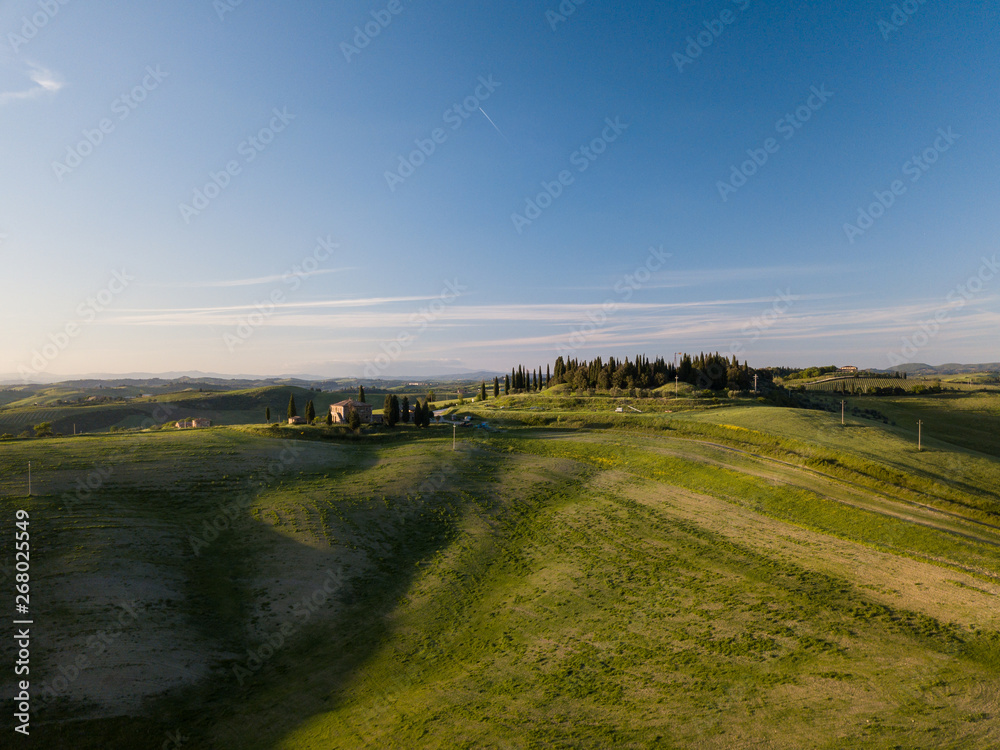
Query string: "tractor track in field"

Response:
xmin=681 ymin=437 xmax=1000 ymax=539
xmin=527 ymin=429 xmax=1000 ymax=560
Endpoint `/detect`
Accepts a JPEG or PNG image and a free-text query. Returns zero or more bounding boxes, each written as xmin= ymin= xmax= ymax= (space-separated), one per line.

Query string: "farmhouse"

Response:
xmin=175 ymin=418 xmax=211 ymax=429
xmin=329 ymin=399 xmax=373 ymax=424
xmin=838 ymin=365 xmax=859 ymax=373
xmin=288 ymin=416 xmax=306 ymax=425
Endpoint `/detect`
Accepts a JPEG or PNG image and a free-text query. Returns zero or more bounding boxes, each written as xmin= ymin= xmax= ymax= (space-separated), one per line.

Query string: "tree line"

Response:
xmin=502 ymin=353 xmax=771 ymax=393
xmin=382 ymin=394 xmax=432 ymax=428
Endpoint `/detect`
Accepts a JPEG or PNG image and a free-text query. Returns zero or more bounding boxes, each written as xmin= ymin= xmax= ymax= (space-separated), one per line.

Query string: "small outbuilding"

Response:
xmin=288 ymin=416 xmax=306 ymax=425
xmin=175 ymin=418 xmax=211 ymax=429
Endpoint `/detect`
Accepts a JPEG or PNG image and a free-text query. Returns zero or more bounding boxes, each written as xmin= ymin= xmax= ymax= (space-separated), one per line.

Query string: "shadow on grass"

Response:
xmin=21 ymin=436 xmax=500 ymax=749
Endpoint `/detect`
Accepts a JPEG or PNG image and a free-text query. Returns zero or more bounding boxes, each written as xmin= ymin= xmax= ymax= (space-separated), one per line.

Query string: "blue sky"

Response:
xmin=1 ymin=0 xmax=998 ymax=379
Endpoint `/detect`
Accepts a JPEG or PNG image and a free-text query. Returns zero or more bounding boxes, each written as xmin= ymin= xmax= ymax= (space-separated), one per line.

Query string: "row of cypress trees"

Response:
xmin=383 ymin=394 xmax=432 ymax=427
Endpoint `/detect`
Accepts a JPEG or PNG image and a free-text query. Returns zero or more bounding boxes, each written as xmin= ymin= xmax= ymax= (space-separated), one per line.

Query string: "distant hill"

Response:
xmin=0 ymin=373 xmax=504 ymax=436
xmin=0 ymin=370 xmax=506 ymax=387
xmin=0 ymin=384 xmax=347 ymax=436
xmin=0 ymin=371 xmax=324 ymax=386
xmin=883 ymin=362 xmax=1000 ymax=376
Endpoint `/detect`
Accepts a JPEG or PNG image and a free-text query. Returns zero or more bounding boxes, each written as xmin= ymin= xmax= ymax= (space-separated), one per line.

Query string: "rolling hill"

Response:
xmin=1 ymin=389 xmax=998 ymax=747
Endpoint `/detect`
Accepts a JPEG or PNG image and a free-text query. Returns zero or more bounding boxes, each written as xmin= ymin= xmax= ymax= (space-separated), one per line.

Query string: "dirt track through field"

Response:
xmin=537 ymin=429 xmax=1000 ymax=550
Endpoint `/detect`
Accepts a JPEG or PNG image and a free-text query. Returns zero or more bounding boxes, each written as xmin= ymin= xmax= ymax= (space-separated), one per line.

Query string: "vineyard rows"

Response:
xmin=803 ymin=376 xmax=926 ymax=393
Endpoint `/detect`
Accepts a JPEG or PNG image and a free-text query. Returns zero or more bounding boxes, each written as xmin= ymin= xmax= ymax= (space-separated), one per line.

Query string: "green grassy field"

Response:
xmin=1 ymin=389 xmax=999 ymax=748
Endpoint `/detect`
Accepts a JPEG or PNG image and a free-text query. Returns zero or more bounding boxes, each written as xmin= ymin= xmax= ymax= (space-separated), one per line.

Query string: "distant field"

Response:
xmin=1 ymin=390 xmax=999 ymax=747
xmin=0 ymin=385 xmax=354 ymax=436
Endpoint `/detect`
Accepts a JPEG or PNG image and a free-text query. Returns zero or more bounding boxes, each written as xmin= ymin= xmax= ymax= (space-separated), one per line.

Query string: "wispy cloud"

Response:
xmin=0 ymin=64 xmax=64 ymax=106
xmin=95 ymin=294 xmax=1000 ymax=370
xmin=94 ymin=294 xmax=881 ymax=332
xmin=556 ymin=262 xmax=858 ymax=292
xmin=146 ymin=267 xmax=355 ymax=288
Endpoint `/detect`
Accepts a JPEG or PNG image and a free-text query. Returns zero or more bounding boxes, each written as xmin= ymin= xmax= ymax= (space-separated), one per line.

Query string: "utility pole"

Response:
xmin=754 ymin=374 xmax=759 ymax=393
xmin=841 ymin=400 xmax=845 ymax=425
xmin=453 ymin=422 xmax=456 ymax=451
xmin=917 ymin=420 xmax=923 ymax=451
xmin=674 ymin=352 xmax=682 ymax=399
xmin=27 ymin=461 xmax=31 ymax=496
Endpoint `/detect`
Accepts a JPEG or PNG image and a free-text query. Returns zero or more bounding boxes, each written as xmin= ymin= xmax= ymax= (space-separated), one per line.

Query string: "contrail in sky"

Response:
xmin=479 ymin=107 xmax=511 ymax=146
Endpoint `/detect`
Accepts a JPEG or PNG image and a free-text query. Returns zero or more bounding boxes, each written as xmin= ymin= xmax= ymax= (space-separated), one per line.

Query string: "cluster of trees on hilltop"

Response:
xmin=508 ymin=365 xmax=549 ymax=393
xmin=506 ymin=353 xmax=771 ymax=393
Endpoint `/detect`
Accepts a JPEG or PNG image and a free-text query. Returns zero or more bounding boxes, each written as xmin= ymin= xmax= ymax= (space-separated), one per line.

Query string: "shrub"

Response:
xmin=347 ymin=408 xmax=361 ymax=432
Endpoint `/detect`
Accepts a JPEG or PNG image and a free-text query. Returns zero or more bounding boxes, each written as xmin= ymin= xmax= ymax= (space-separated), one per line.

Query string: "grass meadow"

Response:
xmin=0 ymin=389 xmax=998 ymax=747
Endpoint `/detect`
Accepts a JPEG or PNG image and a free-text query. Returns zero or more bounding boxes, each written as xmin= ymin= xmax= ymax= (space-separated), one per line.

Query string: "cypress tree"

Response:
xmin=347 ymin=407 xmax=361 ymax=432
xmin=325 ymin=410 xmax=332 ymax=426
xmin=265 ymin=406 xmax=270 ymax=423
xmin=480 ymin=381 xmax=487 ymax=401
xmin=401 ymin=395 xmax=410 ymax=423
xmin=287 ymin=394 xmax=297 ymax=419
xmin=305 ymin=400 xmax=316 ymax=422
xmin=504 ymin=374 xmax=510 ymax=395
xmin=493 ymin=376 xmax=499 ymax=397
xmin=554 ymin=356 xmax=565 ymax=381
xmin=383 ymin=395 xmax=394 ymax=427
xmin=358 ymin=385 xmax=366 ymax=403
xmin=383 ymin=394 xmax=399 ymax=427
